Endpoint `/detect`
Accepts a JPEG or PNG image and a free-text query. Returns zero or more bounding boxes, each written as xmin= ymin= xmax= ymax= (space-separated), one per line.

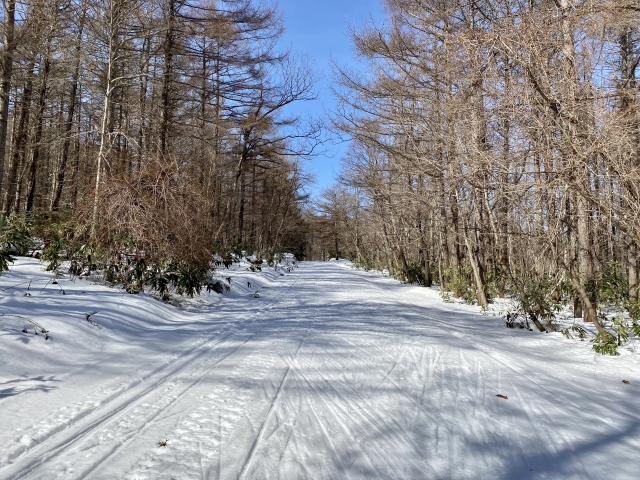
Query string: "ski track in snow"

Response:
xmin=1 ymin=260 xmax=640 ymax=479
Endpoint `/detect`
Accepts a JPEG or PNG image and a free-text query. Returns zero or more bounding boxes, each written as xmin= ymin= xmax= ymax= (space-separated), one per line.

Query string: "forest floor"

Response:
xmin=1 ymin=258 xmax=639 ymax=480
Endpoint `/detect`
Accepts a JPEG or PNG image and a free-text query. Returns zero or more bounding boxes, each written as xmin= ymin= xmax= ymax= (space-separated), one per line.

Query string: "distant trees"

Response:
xmin=313 ymin=0 xmax=640 ymax=325
xmin=0 ymin=0 xmax=318 ymax=274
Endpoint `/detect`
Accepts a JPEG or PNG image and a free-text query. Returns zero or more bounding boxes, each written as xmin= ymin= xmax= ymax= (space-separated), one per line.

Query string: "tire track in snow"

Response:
xmin=337 ymin=270 xmax=573 ymax=475
xmin=3 ymin=333 xmax=230 ymax=478
xmin=0 ymin=272 xmax=301 ymax=480
xmin=296 ymin=360 xmax=433 ymax=478
xmin=238 ymin=279 xmax=321 ymax=479
xmin=509 ymin=381 xmax=593 ymax=479
xmin=234 ymin=275 xmax=399 ymax=478
xmin=289 ymin=277 xmax=446 ymax=477
xmin=106 ymin=272 xmax=313 ymax=480
xmin=362 ymin=280 xmax=583 ymax=467
xmin=361 ymin=277 xmax=494 ymax=475
xmin=84 ymin=274 xmax=303 ymax=480
xmin=362 ymin=275 xmax=640 ymax=427
xmin=291 ymin=370 xmax=355 ymax=480
xmin=323 ymin=330 xmax=449 ymax=430
xmin=453 ymin=331 xmax=640 ymax=433
xmin=290 ymin=365 xmax=381 ymax=476
xmin=1 ymin=327 xmax=209 ymax=466
xmin=237 ymin=366 xmax=292 ymax=480
xmin=356 ymin=271 xmax=640 ymax=474
xmin=78 ymin=338 xmax=279 ymax=479
xmin=9 ymin=334 xmax=262 ymax=480
xmin=283 ymin=287 xmax=431 ymax=479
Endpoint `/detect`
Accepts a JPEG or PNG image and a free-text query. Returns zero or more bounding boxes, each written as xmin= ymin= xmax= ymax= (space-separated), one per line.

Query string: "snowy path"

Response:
xmin=1 ymin=260 xmax=639 ymax=479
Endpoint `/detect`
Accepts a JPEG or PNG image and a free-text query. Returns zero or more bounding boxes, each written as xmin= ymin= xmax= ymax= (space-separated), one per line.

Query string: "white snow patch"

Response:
xmin=0 ymin=258 xmax=639 ymax=479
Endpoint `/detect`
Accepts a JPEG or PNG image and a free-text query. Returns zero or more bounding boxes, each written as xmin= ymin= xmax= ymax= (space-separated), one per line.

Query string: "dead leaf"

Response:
xmin=157 ymin=439 xmax=169 ymax=447
xmin=622 ymin=380 xmax=630 ymax=385
xmin=496 ymin=394 xmax=508 ymax=400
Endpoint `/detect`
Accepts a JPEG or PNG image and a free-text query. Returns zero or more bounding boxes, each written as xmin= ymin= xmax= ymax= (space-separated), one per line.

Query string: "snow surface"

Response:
xmin=1 ymin=258 xmax=639 ymax=479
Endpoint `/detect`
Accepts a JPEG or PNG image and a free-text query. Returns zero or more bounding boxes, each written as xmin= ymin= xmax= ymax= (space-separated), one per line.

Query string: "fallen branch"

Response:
xmin=85 ymin=311 xmax=99 ymax=326
xmin=1 ymin=280 xmax=32 ymax=292
xmin=39 ymin=271 xmax=65 ymax=295
xmin=2 ymin=313 xmax=49 ymax=340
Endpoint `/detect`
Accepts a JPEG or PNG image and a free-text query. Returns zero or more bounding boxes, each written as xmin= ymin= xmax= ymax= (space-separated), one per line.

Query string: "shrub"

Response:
xmin=503 ymin=272 xmax=564 ymax=331
xmin=33 ymin=162 xmax=215 ymax=298
xmin=443 ymin=263 xmax=476 ymax=304
xmin=38 ymin=221 xmax=79 ymax=271
xmin=627 ymin=299 xmax=640 ymax=321
xmin=104 ymin=258 xmax=209 ymax=299
xmin=590 ymin=316 xmax=640 ymax=355
xmin=561 ymin=324 xmax=588 ymax=341
xmin=68 ymin=243 xmax=105 ymax=278
xmin=405 ymin=261 xmax=426 ymax=285
xmin=591 ymin=331 xmax=619 ymax=355
xmin=264 ymin=248 xmax=283 ymax=267
xmin=0 ymin=214 xmax=32 ymax=273
xmin=84 ymin=163 xmax=212 ymax=270
xmin=351 ymin=256 xmax=384 ymax=272
xmin=486 ymin=267 xmax=509 ymax=299
xmin=211 ymin=243 xmax=242 ymax=269
xmin=505 ymin=311 xmax=529 ymax=330
xmin=586 ymin=263 xmax=628 ymax=308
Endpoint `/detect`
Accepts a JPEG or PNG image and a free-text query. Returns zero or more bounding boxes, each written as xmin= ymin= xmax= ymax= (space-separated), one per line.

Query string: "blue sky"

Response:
xmin=275 ymin=0 xmax=384 ymax=197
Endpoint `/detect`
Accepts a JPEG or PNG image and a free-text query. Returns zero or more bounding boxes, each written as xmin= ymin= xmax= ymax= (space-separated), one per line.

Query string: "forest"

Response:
xmin=1 ymin=0 xmax=639 ymax=340
xmin=309 ymin=0 xmax=640 ymax=341
xmin=2 ymin=2 xmax=640 ymax=476
xmin=0 ymin=0 xmax=321 ymax=294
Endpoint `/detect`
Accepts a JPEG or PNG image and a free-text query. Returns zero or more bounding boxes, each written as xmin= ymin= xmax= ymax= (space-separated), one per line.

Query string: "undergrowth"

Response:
xmin=2 ymin=214 xmax=295 ymax=300
xmin=502 ymin=273 xmax=567 ymax=332
xmin=0 ymin=214 xmax=32 ymax=273
xmin=590 ymin=316 xmax=640 ymax=355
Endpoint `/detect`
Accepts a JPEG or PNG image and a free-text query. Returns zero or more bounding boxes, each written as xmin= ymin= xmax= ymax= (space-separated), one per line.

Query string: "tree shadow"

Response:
xmin=0 ymin=375 xmax=60 ymax=399
xmin=497 ymin=420 xmax=640 ymax=479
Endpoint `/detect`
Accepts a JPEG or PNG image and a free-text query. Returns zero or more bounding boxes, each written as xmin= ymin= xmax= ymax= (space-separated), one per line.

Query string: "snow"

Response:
xmin=1 ymin=258 xmax=639 ymax=479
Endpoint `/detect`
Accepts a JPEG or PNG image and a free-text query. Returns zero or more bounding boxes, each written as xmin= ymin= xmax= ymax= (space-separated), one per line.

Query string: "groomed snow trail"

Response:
xmin=1 ymin=260 xmax=640 ymax=479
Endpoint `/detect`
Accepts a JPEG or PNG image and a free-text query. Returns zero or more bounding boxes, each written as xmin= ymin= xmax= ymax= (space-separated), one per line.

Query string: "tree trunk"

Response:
xmin=238 ymin=169 xmax=246 ymax=243
xmin=0 ymin=0 xmax=16 ymax=206
xmin=26 ymin=33 xmax=54 ymax=212
xmin=160 ymin=0 xmax=177 ymax=157
xmin=577 ymin=195 xmax=594 ymax=322
xmin=92 ymin=1 xmax=121 ymax=232
xmin=51 ymin=33 xmax=84 ymax=211
xmin=4 ymin=59 xmax=35 ymax=213
xmin=630 ymin=241 xmax=639 ymax=305
xmin=52 ymin=10 xmax=84 ymax=211
xmin=567 ymin=268 xmax=606 ymax=334
xmin=464 ymin=233 xmax=489 ymax=309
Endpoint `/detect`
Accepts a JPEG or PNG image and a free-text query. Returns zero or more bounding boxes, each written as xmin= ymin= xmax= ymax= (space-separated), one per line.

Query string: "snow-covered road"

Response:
xmin=1 ymin=260 xmax=639 ymax=479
